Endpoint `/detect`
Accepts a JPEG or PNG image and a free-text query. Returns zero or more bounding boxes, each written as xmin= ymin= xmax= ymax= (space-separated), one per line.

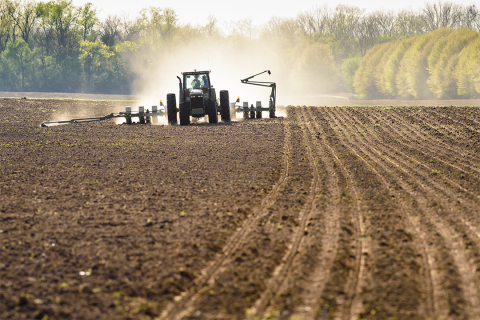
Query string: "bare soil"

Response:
xmin=1 ymin=98 xmax=480 ymax=320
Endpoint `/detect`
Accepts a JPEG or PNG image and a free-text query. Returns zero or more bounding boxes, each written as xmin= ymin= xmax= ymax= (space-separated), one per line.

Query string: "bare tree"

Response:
xmin=422 ymin=1 xmax=463 ymax=31
xmin=261 ymin=17 xmax=297 ymax=40
xmin=356 ymin=13 xmax=380 ymax=56
xmin=296 ymin=5 xmax=329 ymax=38
xmin=203 ymin=15 xmax=221 ymax=37
xmin=462 ymin=4 xmax=480 ymax=30
xmin=394 ymin=9 xmax=425 ymax=36
xmin=224 ymin=17 xmax=256 ymax=39
xmin=373 ymin=10 xmax=396 ymax=37
xmin=98 ymin=14 xmax=121 ymax=47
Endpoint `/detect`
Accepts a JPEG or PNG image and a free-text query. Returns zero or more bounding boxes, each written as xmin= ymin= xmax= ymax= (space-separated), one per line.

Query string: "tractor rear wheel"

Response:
xmin=179 ymin=102 xmax=190 ymax=125
xmin=250 ymin=110 xmax=255 ymax=119
xmin=269 ymin=110 xmax=276 ymax=118
xmin=167 ymin=93 xmax=177 ymax=125
xmin=256 ymin=111 xmax=262 ymax=119
xmin=207 ymin=100 xmax=218 ymax=124
xmin=220 ymin=90 xmax=230 ymax=122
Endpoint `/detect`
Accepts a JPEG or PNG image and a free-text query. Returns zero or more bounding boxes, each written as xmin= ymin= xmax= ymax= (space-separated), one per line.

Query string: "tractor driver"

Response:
xmin=191 ymin=75 xmax=202 ymax=89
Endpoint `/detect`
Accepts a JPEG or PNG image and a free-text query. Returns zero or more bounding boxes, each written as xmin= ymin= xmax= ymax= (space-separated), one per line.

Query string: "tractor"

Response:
xmin=166 ymin=70 xmax=230 ymax=125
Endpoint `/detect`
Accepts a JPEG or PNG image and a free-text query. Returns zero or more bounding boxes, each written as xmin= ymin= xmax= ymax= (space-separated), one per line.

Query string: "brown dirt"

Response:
xmin=2 ymin=99 xmax=480 ymax=320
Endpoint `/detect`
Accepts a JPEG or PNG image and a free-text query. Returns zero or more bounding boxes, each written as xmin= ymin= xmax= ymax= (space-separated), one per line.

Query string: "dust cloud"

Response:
xmin=127 ymin=37 xmax=340 ymax=110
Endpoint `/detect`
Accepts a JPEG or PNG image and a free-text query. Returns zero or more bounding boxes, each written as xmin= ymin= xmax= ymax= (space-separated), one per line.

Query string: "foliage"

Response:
xmin=341 ymin=56 xmax=361 ymax=92
xmin=354 ymin=27 xmax=480 ymax=99
xmin=427 ymin=27 xmax=478 ymax=98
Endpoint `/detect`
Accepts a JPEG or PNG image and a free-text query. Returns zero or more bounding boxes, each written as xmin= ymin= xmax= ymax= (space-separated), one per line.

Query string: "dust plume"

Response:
xmin=125 ymin=32 xmax=340 ymax=109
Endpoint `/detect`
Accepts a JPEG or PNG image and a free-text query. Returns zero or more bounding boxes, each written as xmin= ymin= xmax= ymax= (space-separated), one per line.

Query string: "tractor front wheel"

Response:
xmin=167 ymin=93 xmax=177 ymax=125
xmin=179 ymin=102 xmax=190 ymax=125
xmin=220 ymin=90 xmax=230 ymax=122
xmin=207 ymin=101 xmax=218 ymax=124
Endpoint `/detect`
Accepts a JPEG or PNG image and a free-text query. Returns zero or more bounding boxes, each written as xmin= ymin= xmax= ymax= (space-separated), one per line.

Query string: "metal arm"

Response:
xmin=240 ymin=70 xmax=271 ymax=83
xmin=240 ymin=70 xmax=276 ymax=112
xmin=40 ymin=110 xmax=164 ymax=127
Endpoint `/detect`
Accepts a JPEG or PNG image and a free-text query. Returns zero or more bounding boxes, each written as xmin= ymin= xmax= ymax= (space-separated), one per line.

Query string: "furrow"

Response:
xmin=157 ymin=119 xmax=293 ymax=320
xmin=399 ymin=107 xmax=480 ymax=160
xmin=322 ymin=107 xmax=440 ymax=318
xmin=425 ymin=107 xmax=480 ymax=135
xmin=372 ymin=109 xmax=480 ymax=176
xmin=303 ymin=107 xmax=367 ymax=319
xmin=287 ymin=108 xmax=342 ymax=320
xmin=332 ymin=107 xmax=480 ymax=319
xmin=326 ymin=107 xmax=446 ymax=318
xmin=372 ymin=112 xmax=480 ymax=173
xmin=247 ymin=108 xmax=322 ymax=318
xmin=362 ymin=112 xmax=480 ymax=202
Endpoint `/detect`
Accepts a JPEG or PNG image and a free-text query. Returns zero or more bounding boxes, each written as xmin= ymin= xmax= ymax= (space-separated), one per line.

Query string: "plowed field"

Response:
xmin=1 ymin=98 xmax=480 ymax=320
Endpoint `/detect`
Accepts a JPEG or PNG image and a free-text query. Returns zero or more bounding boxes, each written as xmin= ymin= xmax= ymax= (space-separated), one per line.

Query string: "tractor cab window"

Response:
xmin=185 ymin=74 xmax=209 ymax=91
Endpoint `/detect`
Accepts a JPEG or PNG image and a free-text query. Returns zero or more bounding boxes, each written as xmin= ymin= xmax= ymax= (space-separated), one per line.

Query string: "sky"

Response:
xmin=74 ymin=0 xmax=479 ymax=26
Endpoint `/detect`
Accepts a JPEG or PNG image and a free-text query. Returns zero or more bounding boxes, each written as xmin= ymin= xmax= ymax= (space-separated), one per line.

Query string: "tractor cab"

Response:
xmin=180 ymin=71 xmax=215 ymax=105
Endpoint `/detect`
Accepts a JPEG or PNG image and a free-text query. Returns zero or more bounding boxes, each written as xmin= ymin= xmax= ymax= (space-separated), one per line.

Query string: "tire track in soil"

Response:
xmin=296 ymin=107 xmax=368 ymax=319
xmin=376 ymin=110 xmax=480 ymax=175
xmin=331 ymin=107 xmax=480 ymax=318
xmin=182 ymin=115 xmax=312 ymax=319
xmin=284 ymin=108 xmax=343 ymax=320
xmin=318 ymin=107 xmax=429 ymax=319
xmin=246 ymin=107 xmax=334 ymax=319
xmin=157 ymin=119 xmax=293 ymax=320
xmin=326 ymin=107 xmax=444 ymax=318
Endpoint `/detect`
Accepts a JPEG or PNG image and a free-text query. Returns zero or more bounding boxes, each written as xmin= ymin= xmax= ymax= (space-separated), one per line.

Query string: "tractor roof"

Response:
xmin=181 ymin=71 xmax=210 ymax=75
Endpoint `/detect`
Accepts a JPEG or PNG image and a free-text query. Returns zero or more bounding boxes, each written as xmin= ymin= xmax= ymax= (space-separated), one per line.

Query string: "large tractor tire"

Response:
xmin=219 ymin=90 xmax=230 ymax=122
xmin=179 ymin=102 xmax=190 ymax=125
xmin=167 ymin=93 xmax=177 ymax=125
xmin=207 ymin=100 xmax=218 ymax=124
xmin=269 ymin=110 xmax=276 ymax=118
xmin=256 ymin=111 xmax=262 ymax=119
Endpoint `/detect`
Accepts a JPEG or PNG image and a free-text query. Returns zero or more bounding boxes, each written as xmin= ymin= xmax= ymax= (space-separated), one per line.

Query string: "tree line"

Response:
xmin=353 ymin=27 xmax=480 ymax=99
xmin=0 ymin=0 xmax=479 ymax=95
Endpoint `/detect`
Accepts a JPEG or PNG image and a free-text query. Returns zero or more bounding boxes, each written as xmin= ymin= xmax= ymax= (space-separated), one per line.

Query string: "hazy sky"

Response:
xmin=74 ymin=0 xmax=478 ymax=26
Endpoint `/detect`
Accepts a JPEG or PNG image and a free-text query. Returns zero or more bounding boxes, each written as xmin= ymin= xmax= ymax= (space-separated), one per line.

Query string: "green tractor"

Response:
xmin=166 ymin=70 xmax=230 ymax=125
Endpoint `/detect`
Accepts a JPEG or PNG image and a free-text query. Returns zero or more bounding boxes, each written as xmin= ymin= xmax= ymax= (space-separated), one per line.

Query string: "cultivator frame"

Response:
xmin=233 ymin=70 xmax=276 ymax=119
xmin=40 ymin=106 xmax=166 ymax=127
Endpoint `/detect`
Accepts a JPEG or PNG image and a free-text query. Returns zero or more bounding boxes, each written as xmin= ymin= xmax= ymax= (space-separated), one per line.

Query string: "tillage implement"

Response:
xmin=40 ymin=105 xmax=165 ymax=127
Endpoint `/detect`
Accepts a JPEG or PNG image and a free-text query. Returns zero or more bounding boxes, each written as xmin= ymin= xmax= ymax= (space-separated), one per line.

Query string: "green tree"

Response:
xmin=454 ymin=36 xmax=480 ymax=97
xmin=79 ymin=40 xmax=113 ymax=91
xmin=427 ymin=27 xmax=478 ymax=98
xmin=378 ymin=36 xmax=415 ymax=97
xmin=341 ymin=56 xmax=361 ymax=92
xmin=2 ymin=38 xmax=31 ymax=89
